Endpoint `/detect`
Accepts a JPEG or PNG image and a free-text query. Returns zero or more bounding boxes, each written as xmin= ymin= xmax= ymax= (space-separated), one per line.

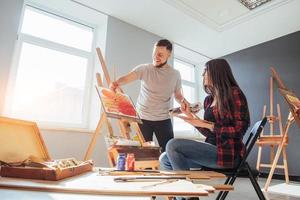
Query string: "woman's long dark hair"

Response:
xmin=203 ymin=58 xmax=245 ymax=119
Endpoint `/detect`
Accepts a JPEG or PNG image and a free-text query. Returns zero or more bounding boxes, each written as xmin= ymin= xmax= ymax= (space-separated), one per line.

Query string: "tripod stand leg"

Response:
xmin=84 ymin=113 xmax=106 ymax=160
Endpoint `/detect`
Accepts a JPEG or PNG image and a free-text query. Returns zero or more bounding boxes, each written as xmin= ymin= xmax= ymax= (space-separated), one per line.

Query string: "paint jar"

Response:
xmin=117 ymin=153 xmax=126 ymax=171
xmin=125 ymin=153 xmax=135 ymax=171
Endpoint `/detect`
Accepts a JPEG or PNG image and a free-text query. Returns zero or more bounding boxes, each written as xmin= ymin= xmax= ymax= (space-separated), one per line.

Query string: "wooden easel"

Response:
xmin=84 ymin=47 xmax=159 ymax=170
xmin=261 ymin=67 xmax=299 ymax=191
xmin=256 ymin=74 xmax=289 ymax=184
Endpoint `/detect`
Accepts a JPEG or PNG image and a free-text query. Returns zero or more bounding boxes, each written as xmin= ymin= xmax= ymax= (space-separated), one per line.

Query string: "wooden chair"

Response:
xmin=203 ymin=118 xmax=268 ymax=200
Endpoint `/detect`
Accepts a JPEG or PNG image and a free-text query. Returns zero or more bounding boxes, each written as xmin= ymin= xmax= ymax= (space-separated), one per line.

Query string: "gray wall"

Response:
xmin=105 ymin=16 xmax=162 ymax=101
xmin=224 ymin=31 xmax=300 ymax=176
xmin=0 ymin=0 xmax=23 ymax=113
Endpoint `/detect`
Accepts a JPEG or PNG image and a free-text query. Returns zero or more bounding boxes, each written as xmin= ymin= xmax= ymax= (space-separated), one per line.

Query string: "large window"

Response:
xmin=4 ymin=5 xmax=94 ymax=128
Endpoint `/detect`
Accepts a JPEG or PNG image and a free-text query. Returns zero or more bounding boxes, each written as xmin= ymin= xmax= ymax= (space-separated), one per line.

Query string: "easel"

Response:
xmin=262 ymin=67 xmax=299 ymax=191
xmin=84 ymin=47 xmax=159 ymax=170
xmin=256 ymin=69 xmax=289 ymax=184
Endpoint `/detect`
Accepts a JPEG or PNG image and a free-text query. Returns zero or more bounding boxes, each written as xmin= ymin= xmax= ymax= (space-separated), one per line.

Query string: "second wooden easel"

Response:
xmin=84 ymin=47 xmax=160 ymax=170
xmin=256 ymin=69 xmax=289 ymax=185
xmin=259 ymin=67 xmax=298 ymax=191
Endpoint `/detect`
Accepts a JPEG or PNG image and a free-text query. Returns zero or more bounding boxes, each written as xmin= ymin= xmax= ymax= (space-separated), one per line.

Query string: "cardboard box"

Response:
xmin=0 ymin=117 xmax=93 ymax=180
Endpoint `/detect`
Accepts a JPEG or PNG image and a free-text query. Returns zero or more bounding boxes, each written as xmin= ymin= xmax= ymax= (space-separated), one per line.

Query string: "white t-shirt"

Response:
xmin=132 ymin=63 xmax=182 ymax=121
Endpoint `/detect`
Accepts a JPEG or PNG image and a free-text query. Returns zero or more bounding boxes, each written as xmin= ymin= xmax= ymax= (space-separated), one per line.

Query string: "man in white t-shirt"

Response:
xmin=110 ymin=39 xmax=189 ymax=152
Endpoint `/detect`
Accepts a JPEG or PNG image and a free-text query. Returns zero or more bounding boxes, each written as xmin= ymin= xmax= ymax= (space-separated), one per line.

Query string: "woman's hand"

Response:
xmin=177 ymin=115 xmax=214 ymax=131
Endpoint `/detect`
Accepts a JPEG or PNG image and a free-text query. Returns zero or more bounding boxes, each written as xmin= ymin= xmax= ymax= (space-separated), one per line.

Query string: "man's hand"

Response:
xmin=109 ymin=71 xmax=138 ymax=92
xmin=175 ymin=102 xmax=197 ymax=121
xmin=180 ymin=98 xmax=190 ymax=113
xmin=180 ymin=98 xmax=192 ymax=116
xmin=109 ymin=81 xmax=119 ymax=92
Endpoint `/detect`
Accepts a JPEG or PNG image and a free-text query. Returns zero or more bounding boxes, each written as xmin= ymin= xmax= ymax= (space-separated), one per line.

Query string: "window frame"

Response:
xmin=173 ymin=57 xmax=202 ymax=138
xmin=4 ymin=4 xmax=96 ymax=130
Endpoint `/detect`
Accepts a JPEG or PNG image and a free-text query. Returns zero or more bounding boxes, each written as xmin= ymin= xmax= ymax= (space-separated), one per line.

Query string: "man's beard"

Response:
xmin=155 ymin=61 xmax=167 ymax=68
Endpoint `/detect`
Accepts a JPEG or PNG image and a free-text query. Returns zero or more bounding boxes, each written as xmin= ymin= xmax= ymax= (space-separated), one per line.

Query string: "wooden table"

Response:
xmin=0 ymin=188 xmax=148 ymax=200
xmin=0 ymin=168 xmax=227 ymax=199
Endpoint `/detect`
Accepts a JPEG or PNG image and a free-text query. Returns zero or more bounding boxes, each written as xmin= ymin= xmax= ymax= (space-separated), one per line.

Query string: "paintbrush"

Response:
xmin=114 ymin=176 xmax=187 ymax=182
xmin=141 ymin=179 xmax=179 ymax=189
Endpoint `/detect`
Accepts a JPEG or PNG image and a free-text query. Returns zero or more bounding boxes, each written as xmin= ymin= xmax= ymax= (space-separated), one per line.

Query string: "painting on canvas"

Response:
xmin=96 ymin=87 xmax=142 ymax=123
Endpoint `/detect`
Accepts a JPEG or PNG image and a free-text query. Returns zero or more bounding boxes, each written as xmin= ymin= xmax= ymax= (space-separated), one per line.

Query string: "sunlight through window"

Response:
xmin=6 ymin=6 xmax=94 ymax=128
xmin=21 ymin=7 xmax=93 ymax=51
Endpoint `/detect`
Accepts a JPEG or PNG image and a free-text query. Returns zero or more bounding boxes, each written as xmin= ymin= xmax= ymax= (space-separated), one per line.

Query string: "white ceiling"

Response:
xmin=39 ymin=0 xmax=300 ymax=58
xmin=163 ymin=0 xmax=290 ymax=31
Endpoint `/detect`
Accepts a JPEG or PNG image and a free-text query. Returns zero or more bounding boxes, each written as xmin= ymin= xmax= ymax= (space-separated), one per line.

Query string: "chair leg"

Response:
xmin=218 ymin=163 xmax=266 ymax=200
xmin=245 ymin=163 xmax=266 ymax=200
xmin=219 ymin=176 xmax=238 ymax=200
xmin=216 ymin=176 xmax=231 ymax=200
xmin=216 ymin=173 xmax=238 ymax=200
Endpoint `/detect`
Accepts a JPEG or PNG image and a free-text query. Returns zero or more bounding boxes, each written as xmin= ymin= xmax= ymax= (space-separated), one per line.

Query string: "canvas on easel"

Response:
xmin=279 ymin=88 xmax=300 ymax=127
xmin=96 ymin=86 xmax=142 ymax=123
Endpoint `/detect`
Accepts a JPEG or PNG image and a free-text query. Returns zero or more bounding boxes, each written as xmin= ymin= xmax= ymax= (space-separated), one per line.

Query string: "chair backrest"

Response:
xmin=238 ymin=117 xmax=267 ymax=168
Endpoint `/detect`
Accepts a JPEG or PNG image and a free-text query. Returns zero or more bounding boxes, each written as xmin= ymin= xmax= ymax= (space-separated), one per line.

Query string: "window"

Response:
xmin=4 ymin=5 xmax=94 ymax=128
xmin=173 ymin=59 xmax=198 ymax=135
xmin=172 ymin=44 xmax=209 ymax=138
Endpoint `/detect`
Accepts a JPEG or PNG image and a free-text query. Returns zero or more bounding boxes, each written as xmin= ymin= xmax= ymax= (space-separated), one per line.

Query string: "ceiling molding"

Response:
xmin=163 ymin=0 xmax=292 ymax=32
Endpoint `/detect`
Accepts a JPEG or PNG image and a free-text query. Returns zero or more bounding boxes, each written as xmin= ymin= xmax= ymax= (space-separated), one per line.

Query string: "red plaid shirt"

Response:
xmin=197 ymin=86 xmax=250 ymax=168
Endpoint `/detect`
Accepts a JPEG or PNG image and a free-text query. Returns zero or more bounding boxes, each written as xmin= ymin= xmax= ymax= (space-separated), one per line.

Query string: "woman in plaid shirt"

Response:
xmin=160 ymin=58 xmax=250 ymax=170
